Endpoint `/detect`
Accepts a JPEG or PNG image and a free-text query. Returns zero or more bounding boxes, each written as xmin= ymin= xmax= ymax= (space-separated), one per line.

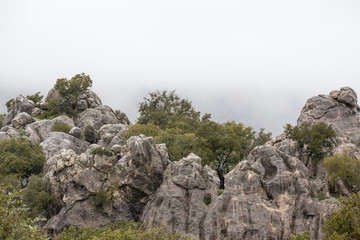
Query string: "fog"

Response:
xmin=1 ymin=0 xmax=360 ymax=135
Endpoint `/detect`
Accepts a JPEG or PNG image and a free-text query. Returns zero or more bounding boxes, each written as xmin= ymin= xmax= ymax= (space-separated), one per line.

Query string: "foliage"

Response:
xmin=52 ymin=122 xmax=72 ymax=134
xmin=284 ymin=122 xmax=336 ymax=160
xmin=138 ymin=90 xmax=200 ymax=129
xmin=22 ymin=174 xmax=53 ymax=218
xmin=91 ymin=147 xmax=114 ymax=157
xmin=5 ymin=98 xmax=14 ymax=109
xmin=0 ymin=188 xmax=47 ymax=240
xmin=217 ymin=190 xmax=224 ymax=196
xmin=27 ymin=92 xmax=43 ymax=104
xmin=93 ymin=189 xmax=113 ymax=211
xmin=123 ymin=123 xmax=161 ymax=139
xmin=18 ymin=128 xmax=30 ymax=137
xmin=290 ymin=231 xmax=310 ymax=240
xmin=0 ymin=113 xmax=5 ymax=127
xmin=55 ymin=220 xmax=190 ymax=240
xmin=0 ymin=138 xmax=46 ymax=178
xmin=323 ymin=193 xmax=360 ymax=240
xmin=323 ymin=152 xmax=360 ymax=191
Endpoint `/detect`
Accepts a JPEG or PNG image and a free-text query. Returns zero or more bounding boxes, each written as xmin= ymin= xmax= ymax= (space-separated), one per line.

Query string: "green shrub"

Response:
xmin=123 ymin=123 xmax=161 ymax=140
xmin=26 ymin=92 xmax=43 ymax=104
xmin=56 ymin=220 xmax=190 ymax=240
xmin=0 ymin=113 xmax=5 ymax=127
xmin=284 ymin=122 xmax=336 ymax=160
xmin=323 ymin=193 xmax=360 ymax=240
xmin=217 ymin=190 xmax=224 ymax=196
xmin=0 ymin=188 xmax=47 ymax=240
xmin=5 ymin=98 xmax=14 ymax=109
xmin=52 ymin=122 xmax=72 ymax=134
xmin=323 ymin=152 xmax=360 ymax=191
xmin=91 ymin=147 xmax=114 ymax=157
xmin=22 ymin=174 xmax=53 ymax=218
xmin=18 ymin=128 xmax=30 ymax=137
xmin=290 ymin=231 xmax=310 ymax=240
xmin=0 ymin=138 xmax=46 ymax=178
xmin=93 ymin=190 xmax=113 ymax=211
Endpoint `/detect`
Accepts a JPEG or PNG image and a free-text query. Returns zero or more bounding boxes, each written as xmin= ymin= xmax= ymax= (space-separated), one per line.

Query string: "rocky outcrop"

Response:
xmin=298 ymin=86 xmax=360 ymax=145
xmin=141 ymin=153 xmax=219 ymax=240
xmin=43 ymin=135 xmax=170 ymax=233
xmin=40 ymin=132 xmax=90 ymax=159
xmin=97 ymin=124 xmax=127 ymax=148
xmin=25 ymin=116 xmax=75 ymax=143
xmin=11 ymin=112 xmax=36 ymax=129
xmin=3 ymin=95 xmax=35 ymax=126
xmin=75 ymin=106 xmax=123 ymax=143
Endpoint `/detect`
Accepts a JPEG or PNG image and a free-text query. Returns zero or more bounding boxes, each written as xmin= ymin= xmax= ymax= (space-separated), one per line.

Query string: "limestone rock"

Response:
xmin=3 ymin=95 xmax=35 ymax=126
xmin=75 ymin=106 xmax=122 ymax=143
xmin=25 ymin=116 xmax=75 ymax=143
xmin=11 ymin=112 xmax=35 ymax=129
xmin=40 ymin=132 xmax=90 ymax=159
xmin=45 ymin=88 xmax=61 ymax=103
xmin=97 ymin=124 xmax=127 ymax=148
xmin=31 ymin=107 xmax=42 ymax=117
xmin=297 ymin=89 xmax=360 ymax=145
xmin=141 ymin=153 xmax=219 ymax=239
xmin=69 ymin=127 xmax=83 ymax=139
xmin=114 ymin=110 xmax=131 ymax=125
xmin=43 ymin=135 xmax=170 ymax=233
xmin=76 ymin=99 xmax=88 ymax=111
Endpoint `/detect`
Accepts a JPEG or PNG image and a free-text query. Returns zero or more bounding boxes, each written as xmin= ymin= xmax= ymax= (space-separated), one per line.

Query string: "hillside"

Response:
xmin=1 ymin=83 xmax=360 ymax=239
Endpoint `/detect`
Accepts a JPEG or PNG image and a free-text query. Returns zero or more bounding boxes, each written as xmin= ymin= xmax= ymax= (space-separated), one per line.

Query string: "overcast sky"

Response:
xmin=1 ymin=0 xmax=360 ymax=136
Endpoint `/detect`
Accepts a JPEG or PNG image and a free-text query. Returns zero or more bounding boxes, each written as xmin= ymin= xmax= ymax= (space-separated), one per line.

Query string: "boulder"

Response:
xmin=141 ymin=153 xmax=219 ymax=239
xmin=75 ymin=99 xmax=88 ymax=111
xmin=40 ymin=132 xmax=90 ymax=159
xmin=114 ymin=110 xmax=131 ymax=125
xmin=31 ymin=107 xmax=42 ymax=117
xmin=75 ymin=106 xmax=122 ymax=142
xmin=43 ymin=135 xmax=170 ymax=233
xmin=69 ymin=127 xmax=83 ymax=139
xmin=45 ymin=88 xmax=61 ymax=103
xmin=25 ymin=116 xmax=75 ymax=143
xmin=11 ymin=112 xmax=35 ymax=129
xmin=97 ymin=124 xmax=127 ymax=148
xmin=3 ymin=95 xmax=35 ymax=126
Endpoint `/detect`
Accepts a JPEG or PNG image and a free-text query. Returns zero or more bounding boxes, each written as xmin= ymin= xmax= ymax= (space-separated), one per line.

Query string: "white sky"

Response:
xmin=1 ymin=0 xmax=360 ymax=135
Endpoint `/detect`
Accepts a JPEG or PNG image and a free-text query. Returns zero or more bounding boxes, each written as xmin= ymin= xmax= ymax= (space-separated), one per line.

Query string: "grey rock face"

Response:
xmin=11 ymin=112 xmax=35 ymax=129
xmin=69 ymin=127 xmax=83 ymax=139
xmin=45 ymin=88 xmax=62 ymax=103
xmin=40 ymin=132 xmax=90 ymax=159
xmin=298 ymin=88 xmax=360 ymax=145
xmin=114 ymin=110 xmax=131 ymax=125
xmin=25 ymin=116 xmax=75 ymax=143
xmin=3 ymin=95 xmax=35 ymax=126
xmin=97 ymin=124 xmax=127 ymax=148
xmin=43 ymin=135 xmax=170 ymax=233
xmin=141 ymin=153 xmax=219 ymax=240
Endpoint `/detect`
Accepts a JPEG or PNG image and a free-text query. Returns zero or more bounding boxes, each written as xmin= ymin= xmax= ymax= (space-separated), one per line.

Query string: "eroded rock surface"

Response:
xmin=43 ymin=135 xmax=170 ymax=233
xmin=3 ymin=95 xmax=35 ymax=126
xmin=141 ymin=153 xmax=219 ymax=240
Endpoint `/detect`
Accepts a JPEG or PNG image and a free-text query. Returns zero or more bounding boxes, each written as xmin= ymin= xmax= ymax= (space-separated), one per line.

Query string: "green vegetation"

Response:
xmin=5 ymin=98 xmax=14 ymax=109
xmin=290 ymin=231 xmax=310 ymax=240
xmin=93 ymin=189 xmax=113 ymax=211
xmin=27 ymin=92 xmax=43 ymax=104
xmin=323 ymin=152 xmax=360 ymax=191
xmin=323 ymin=193 xmax=360 ymax=240
xmin=0 ymin=138 xmax=46 ymax=178
xmin=22 ymin=175 xmax=53 ymax=218
xmin=38 ymin=73 xmax=93 ymax=119
xmin=284 ymin=122 xmax=336 ymax=160
xmin=0 ymin=113 xmax=5 ymax=127
xmin=52 ymin=122 xmax=72 ymax=134
xmin=18 ymin=128 xmax=30 ymax=137
xmin=0 ymin=188 xmax=47 ymax=240
xmin=129 ymin=90 xmax=272 ymax=189
xmin=56 ymin=220 xmax=190 ymax=240
xmin=217 ymin=190 xmax=224 ymax=196
xmin=91 ymin=147 xmax=114 ymax=157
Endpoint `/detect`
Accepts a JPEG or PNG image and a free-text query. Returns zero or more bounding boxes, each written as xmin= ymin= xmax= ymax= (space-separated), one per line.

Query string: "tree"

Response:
xmin=26 ymin=92 xmax=43 ymax=104
xmin=53 ymin=73 xmax=93 ymax=115
xmin=138 ymin=90 xmax=200 ymax=129
xmin=323 ymin=193 xmax=360 ymax=240
xmin=323 ymin=152 xmax=360 ymax=191
xmin=0 ymin=138 xmax=46 ymax=178
xmin=284 ymin=122 xmax=335 ymax=160
xmin=0 ymin=188 xmax=46 ymax=240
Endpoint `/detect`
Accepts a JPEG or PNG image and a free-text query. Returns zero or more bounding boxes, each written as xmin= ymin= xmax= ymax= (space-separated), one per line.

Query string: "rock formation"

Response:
xmin=2 ymin=86 xmax=359 ymax=239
